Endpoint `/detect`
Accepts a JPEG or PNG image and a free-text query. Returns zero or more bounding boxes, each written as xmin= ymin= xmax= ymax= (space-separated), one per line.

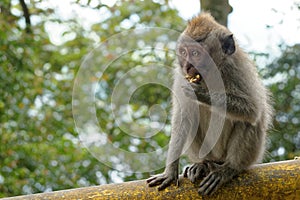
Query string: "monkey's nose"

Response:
xmin=183 ymin=62 xmax=193 ymax=74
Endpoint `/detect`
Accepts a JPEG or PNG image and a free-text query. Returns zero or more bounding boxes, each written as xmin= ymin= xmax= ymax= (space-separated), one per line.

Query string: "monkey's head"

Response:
xmin=177 ymin=13 xmax=236 ymax=80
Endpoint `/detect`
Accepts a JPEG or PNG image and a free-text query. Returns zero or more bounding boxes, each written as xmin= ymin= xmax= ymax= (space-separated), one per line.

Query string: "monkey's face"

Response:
xmin=177 ymin=32 xmax=236 ymax=83
xmin=177 ymin=37 xmax=212 ymax=81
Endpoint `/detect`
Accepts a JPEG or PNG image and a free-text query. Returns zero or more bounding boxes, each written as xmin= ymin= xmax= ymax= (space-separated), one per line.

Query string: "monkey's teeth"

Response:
xmin=185 ymin=74 xmax=201 ymax=83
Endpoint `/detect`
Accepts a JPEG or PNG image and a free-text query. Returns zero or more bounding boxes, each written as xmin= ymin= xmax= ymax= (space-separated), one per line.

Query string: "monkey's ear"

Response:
xmin=221 ymin=34 xmax=235 ymax=55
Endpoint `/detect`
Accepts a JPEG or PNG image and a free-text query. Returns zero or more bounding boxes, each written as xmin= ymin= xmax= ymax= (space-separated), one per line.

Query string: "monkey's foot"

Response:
xmin=146 ymin=172 xmax=179 ymax=191
xmin=183 ymin=162 xmax=210 ymax=183
xmin=198 ymin=166 xmax=238 ymax=195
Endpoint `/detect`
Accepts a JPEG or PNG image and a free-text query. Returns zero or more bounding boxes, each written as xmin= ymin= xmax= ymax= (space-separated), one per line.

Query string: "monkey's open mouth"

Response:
xmin=185 ymin=74 xmax=201 ymax=83
xmin=184 ymin=66 xmax=202 ymax=83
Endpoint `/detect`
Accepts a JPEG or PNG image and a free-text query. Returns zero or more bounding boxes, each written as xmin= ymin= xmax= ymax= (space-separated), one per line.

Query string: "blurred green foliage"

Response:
xmin=0 ymin=0 xmax=184 ymax=197
xmin=262 ymin=44 xmax=300 ymax=161
xmin=0 ymin=0 xmax=299 ymax=198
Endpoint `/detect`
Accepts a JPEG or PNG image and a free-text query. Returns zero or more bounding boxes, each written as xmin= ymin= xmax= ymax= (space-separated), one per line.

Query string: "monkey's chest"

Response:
xmin=189 ymin=106 xmax=234 ymax=161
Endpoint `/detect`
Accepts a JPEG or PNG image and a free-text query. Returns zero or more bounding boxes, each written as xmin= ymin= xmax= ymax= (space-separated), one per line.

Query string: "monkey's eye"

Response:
xmin=195 ymin=38 xmax=205 ymax=43
xmin=180 ymin=49 xmax=187 ymax=56
xmin=192 ymin=50 xmax=199 ymax=56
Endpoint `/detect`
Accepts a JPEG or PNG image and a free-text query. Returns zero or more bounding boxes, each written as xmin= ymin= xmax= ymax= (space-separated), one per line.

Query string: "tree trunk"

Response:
xmin=19 ymin=0 xmax=31 ymax=33
xmin=200 ymin=0 xmax=232 ymax=27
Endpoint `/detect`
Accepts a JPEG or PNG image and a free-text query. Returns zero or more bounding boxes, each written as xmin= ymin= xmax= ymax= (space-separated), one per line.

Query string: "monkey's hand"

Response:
xmin=183 ymin=162 xmax=210 ymax=183
xmin=182 ymin=83 xmax=211 ymax=104
xmin=183 ymin=83 xmax=228 ymax=108
xmin=146 ymin=170 xmax=179 ymax=191
xmin=198 ymin=164 xmax=238 ymax=195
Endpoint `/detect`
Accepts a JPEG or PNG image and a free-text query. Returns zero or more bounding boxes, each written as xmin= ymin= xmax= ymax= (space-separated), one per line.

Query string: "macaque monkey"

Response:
xmin=147 ymin=13 xmax=273 ymax=195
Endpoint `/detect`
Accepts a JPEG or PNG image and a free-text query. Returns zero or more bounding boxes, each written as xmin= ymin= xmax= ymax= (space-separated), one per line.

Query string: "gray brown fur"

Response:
xmin=147 ymin=13 xmax=273 ymax=195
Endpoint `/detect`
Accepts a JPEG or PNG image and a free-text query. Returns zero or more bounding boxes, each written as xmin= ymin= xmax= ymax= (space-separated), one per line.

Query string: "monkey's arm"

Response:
xmin=146 ymin=113 xmax=191 ymax=190
xmin=147 ymin=104 xmax=199 ymax=189
xmin=147 ymin=75 xmax=200 ymax=190
xmin=183 ymin=84 xmax=258 ymax=124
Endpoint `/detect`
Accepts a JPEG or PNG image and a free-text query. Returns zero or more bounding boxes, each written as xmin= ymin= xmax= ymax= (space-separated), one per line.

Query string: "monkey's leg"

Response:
xmin=198 ymin=123 xmax=263 ymax=195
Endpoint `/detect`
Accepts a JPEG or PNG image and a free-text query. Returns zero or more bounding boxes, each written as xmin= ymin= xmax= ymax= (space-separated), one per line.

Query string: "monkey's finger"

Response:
xmin=146 ymin=176 xmax=156 ymax=183
xmin=200 ymin=176 xmax=221 ymax=196
xmin=147 ymin=176 xmax=166 ymax=187
xmin=183 ymin=166 xmax=190 ymax=177
xmin=199 ymin=172 xmax=221 ymax=195
xmin=199 ymin=173 xmax=215 ymax=191
xmin=187 ymin=166 xmax=193 ymax=179
xmin=191 ymin=164 xmax=198 ymax=174
xmin=191 ymin=166 xmax=205 ymax=183
xmin=189 ymin=164 xmax=196 ymax=171
xmin=190 ymin=166 xmax=199 ymax=183
xmin=146 ymin=174 xmax=163 ymax=183
xmin=199 ymin=172 xmax=214 ymax=187
xmin=158 ymin=177 xmax=177 ymax=191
